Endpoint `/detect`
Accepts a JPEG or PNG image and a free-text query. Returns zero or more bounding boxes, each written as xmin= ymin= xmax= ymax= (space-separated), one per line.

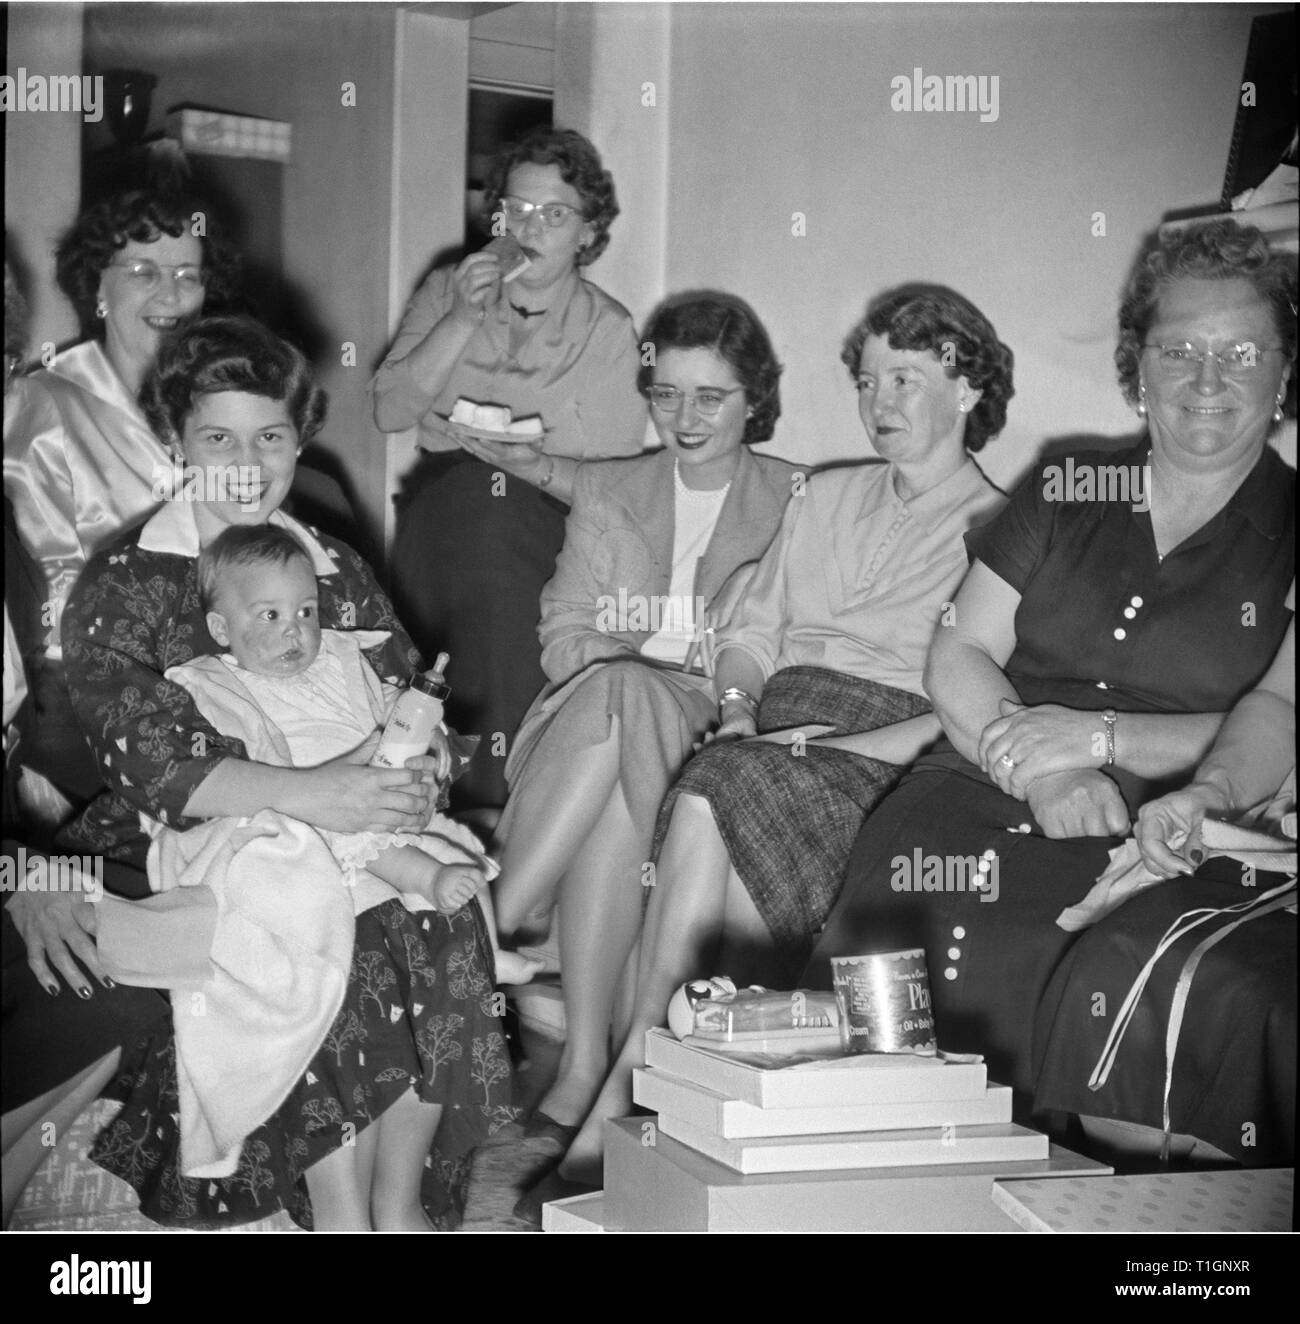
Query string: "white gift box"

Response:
xmin=167 ymin=109 xmax=292 ymax=162
xmin=596 ymin=1117 xmax=1111 ymax=1232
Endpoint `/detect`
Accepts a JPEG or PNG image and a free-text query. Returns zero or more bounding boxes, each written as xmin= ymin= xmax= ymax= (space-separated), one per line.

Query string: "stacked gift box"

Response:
xmin=544 ymin=1029 xmax=1113 ymax=1232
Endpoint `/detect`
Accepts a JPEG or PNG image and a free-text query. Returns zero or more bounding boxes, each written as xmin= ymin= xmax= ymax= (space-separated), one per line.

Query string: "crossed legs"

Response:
xmin=494 ymin=723 xmax=648 ymax=1129
xmin=559 ymin=791 xmax=769 ymax=1183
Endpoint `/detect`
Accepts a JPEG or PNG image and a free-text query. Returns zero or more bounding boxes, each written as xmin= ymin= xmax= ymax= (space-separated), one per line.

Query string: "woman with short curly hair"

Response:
xmin=51 ymin=315 xmax=514 ymax=1229
xmin=3 ymin=189 xmax=238 ymax=816
xmin=492 ymin=292 xmax=798 ymax=1191
xmin=521 ymin=283 xmax=1012 ymax=1208
xmin=808 ymin=221 xmax=1295 ymax=1132
xmin=372 ymin=126 xmax=645 ymax=811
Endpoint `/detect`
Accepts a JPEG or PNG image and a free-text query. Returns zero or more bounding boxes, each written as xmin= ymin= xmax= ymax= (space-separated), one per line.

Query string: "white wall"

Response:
xmin=556 ymin=1 xmax=670 ymax=345
xmin=72 ymin=1 xmax=401 ymax=545
xmin=666 ymin=2 xmax=1281 ymax=484
xmin=5 ymin=1 xmax=84 ymax=354
xmin=564 ymin=2 xmax=1281 ymax=488
xmin=10 ymin=3 xmax=1287 ymax=522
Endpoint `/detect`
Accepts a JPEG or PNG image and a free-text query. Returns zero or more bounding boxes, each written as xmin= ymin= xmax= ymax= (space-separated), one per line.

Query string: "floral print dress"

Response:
xmin=60 ymin=508 xmax=516 ymax=1227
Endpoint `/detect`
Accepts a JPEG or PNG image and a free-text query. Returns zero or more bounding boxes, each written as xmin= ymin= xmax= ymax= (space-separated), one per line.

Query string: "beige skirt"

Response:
xmin=500 ymin=658 xmax=716 ymax=853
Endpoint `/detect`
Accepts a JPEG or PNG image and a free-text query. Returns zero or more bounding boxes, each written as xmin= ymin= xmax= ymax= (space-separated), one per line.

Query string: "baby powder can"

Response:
xmin=830 ymin=948 xmax=937 ymax=1054
xmin=371 ymin=652 xmax=450 ymax=769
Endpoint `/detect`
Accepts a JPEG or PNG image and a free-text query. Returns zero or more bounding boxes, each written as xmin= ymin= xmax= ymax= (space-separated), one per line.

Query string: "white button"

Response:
xmin=977 ymin=859 xmax=991 ymax=874
xmin=952 ymin=926 xmax=966 ymax=940
xmin=1123 ymin=607 xmax=1136 ymax=619
xmin=1130 ymin=595 xmax=1144 ymax=608
xmin=943 ymin=966 xmax=958 ymax=981
xmin=981 ymin=848 xmax=997 ymax=860
xmin=947 ymin=946 xmax=961 ymax=961
xmin=1113 ymin=628 xmax=1127 ymax=640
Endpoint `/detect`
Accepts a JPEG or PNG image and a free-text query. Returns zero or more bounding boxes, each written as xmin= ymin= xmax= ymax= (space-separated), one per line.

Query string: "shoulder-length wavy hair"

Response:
xmin=637 ymin=291 xmax=782 ymax=446
xmin=1116 ymin=218 xmax=1297 ymax=415
xmin=141 ymin=315 xmax=326 ymax=448
xmin=840 ymin=283 xmax=1014 ymax=453
xmin=482 ymin=126 xmax=618 ymax=268
xmin=55 ymin=189 xmax=239 ymax=337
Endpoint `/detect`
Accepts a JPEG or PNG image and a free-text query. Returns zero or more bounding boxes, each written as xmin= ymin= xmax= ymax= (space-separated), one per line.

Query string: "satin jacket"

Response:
xmin=4 ymin=342 xmax=169 ymax=653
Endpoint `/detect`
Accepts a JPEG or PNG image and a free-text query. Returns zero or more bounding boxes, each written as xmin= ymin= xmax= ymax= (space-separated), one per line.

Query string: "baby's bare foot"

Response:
xmin=493 ymin=950 xmax=545 ymax=985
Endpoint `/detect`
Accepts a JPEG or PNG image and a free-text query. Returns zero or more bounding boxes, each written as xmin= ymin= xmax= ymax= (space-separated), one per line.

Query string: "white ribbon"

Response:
xmin=1086 ymin=877 xmax=1297 ymax=1158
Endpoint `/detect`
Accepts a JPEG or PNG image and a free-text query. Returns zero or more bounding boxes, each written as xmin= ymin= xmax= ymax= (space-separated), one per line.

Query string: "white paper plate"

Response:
xmin=436 ymin=416 xmax=548 ymax=446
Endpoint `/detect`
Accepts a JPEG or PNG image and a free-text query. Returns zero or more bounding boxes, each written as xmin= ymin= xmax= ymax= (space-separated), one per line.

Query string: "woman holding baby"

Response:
xmin=55 ymin=316 xmax=514 ymax=1230
xmin=372 ymin=127 xmax=645 ymax=812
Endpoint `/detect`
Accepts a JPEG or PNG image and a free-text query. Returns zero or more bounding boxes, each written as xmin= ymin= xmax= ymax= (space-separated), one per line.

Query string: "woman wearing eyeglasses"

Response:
xmin=3 ymin=189 xmax=236 ymax=816
xmin=372 ymin=127 xmax=645 ymax=813
xmin=535 ymin=284 xmax=1012 ymax=1204
xmin=490 ymin=291 xmax=797 ymax=1166
xmin=807 ymin=220 xmax=1295 ymax=1122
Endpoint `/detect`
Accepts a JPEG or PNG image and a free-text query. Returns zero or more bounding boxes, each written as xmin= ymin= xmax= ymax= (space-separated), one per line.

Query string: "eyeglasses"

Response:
xmin=646 ymin=386 xmax=744 ymax=416
xmin=499 ymin=197 xmax=584 ymax=229
xmin=1143 ymin=342 xmax=1282 ymax=378
xmin=107 ymin=260 xmax=208 ymax=293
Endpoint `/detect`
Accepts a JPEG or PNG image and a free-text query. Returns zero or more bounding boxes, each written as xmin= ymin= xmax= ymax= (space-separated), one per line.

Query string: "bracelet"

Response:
xmin=536 ymin=456 xmax=556 ymax=489
xmin=719 ymin=686 xmax=758 ymax=711
xmin=1101 ymin=708 xmax=1117 ymax=766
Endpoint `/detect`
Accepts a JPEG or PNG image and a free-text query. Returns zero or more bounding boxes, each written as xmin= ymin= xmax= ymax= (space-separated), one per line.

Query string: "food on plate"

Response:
xmin=485 ymin=233 xmax=531 ymax=283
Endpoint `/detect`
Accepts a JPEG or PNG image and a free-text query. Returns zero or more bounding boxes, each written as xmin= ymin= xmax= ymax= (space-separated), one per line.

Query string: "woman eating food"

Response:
xmin=372 ymin=127 xmax=645 ymax=812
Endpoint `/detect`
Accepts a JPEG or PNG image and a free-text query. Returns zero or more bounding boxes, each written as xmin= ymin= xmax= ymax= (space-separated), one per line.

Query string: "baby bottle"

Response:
xmin=371 ymin=652 xmax=450 ymax=769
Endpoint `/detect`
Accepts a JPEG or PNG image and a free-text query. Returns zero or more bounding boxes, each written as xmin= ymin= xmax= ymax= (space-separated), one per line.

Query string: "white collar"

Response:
xmin=137 ymin=503 xmax=339 ymax=575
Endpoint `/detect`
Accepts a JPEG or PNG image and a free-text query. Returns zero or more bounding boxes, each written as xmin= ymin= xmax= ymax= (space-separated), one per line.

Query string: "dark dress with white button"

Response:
xmin=804 ymin=443 xmax=1295 ymax=1104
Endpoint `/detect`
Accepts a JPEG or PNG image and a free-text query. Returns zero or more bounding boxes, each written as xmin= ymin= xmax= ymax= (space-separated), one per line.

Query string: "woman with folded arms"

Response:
xmin=810 ymin=221 xmax=1295 ymax=1115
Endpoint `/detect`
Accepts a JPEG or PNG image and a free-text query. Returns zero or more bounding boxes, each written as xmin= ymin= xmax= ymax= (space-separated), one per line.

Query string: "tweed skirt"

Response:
xmin=653 ymin=666 xmax=930 ymax=981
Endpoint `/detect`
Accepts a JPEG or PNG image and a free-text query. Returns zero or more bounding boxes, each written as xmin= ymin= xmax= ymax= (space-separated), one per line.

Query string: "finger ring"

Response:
xmin=999 ymin=754 xmax=1016 ymax=769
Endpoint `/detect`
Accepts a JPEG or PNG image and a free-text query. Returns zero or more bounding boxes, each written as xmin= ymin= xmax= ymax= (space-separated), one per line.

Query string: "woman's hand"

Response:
xmin=452 ymin=431 xmax=548 ymax=484
xmin=427 ymin=727 xmax=454 ymax=784
xmin=1135 ymin=783 xmax=1230 ymax=878
xmin=7 ymin=889 xmax=105 ymax=997
xmin=1025 ymin=769 xmax=1131 ymax=840
xmin=449 ymin=252 xmax=502 ymax=327
xmin=694 ymin=710 xmax=757 ymax=752
xmin=980 ymin=699 xmax=1102 ymax=797
xmin=290 ymin=755 xmax=437 ymax=833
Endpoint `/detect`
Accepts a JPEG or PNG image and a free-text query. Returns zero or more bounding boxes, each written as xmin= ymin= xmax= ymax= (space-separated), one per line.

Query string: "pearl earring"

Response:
xmin=96 ymin=301 xmax=108 ymax=320
xmin=1274 ymin=391 xmax=1285 ymax=424
xmin=1136 ymin=383 xmax=1147 ymax=418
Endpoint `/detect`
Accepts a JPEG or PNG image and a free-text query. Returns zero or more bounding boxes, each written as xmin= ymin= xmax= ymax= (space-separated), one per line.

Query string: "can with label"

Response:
xmin=829 ymin=948 xmax=937 ymax=1054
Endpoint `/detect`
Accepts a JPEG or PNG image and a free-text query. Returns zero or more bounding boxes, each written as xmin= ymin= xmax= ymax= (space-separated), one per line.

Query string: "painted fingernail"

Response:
xmin=44 ymin=982 xmax=60 ymax=996
xmin=101 ymin=977 xmax=116 ymax=989
xmin=77 ymin=986 xmax=93 ymax=1000
xmin=1188 ymin=848 xmax=1205 ymax=865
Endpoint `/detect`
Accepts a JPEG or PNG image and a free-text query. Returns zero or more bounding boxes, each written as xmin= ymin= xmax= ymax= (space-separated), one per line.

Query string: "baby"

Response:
xmin=184 ymin=522 xmax=540 ymax=985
